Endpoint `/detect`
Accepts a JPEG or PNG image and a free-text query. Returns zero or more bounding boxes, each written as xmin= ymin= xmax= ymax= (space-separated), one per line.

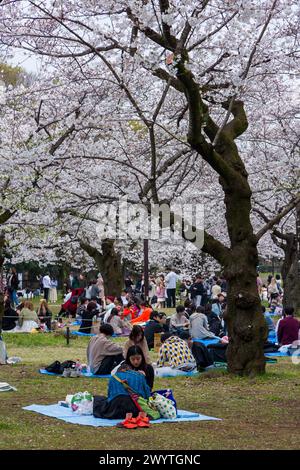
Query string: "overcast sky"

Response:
xmin=9 ymin=49 xmax=41 ymax=73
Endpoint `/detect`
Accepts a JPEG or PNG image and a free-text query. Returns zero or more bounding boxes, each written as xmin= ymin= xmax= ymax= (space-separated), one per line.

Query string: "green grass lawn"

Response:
xmin=0 ymin=332 xmax=300 ymax=450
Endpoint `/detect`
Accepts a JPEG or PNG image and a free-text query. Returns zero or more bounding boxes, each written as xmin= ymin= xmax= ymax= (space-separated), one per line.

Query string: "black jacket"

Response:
xmin=190 ymin=282 xmax=205 ymax=298
xmin=2 ymin=307 xmax=19 ymax=330
xmin=8 ymin=273 xmax=19 ymax=291
xmin=144 ymin=320 xmax=165 ymax=349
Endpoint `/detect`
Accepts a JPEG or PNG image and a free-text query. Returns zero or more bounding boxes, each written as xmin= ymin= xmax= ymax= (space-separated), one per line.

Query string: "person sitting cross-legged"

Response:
xmin=87 ymin=324 xmax=124 ymax=375
xmin=93 ymin=346 xmax=151 ymax=420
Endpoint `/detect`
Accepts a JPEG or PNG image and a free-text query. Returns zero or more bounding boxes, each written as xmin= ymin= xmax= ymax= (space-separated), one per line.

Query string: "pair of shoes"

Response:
xmin=116 ymin=412 xmax=150 ymax=429
xmin=116 ymin=413 xmax=137 ymax=429
xmin=136 ymin=412 xmax=150 ymax=428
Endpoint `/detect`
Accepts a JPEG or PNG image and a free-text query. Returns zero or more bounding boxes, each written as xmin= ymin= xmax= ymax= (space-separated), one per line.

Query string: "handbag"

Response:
xmin=112 ymin=375 xmax=160 ymax=420
xmin=149 ymin=392 xmax=177 ymax=419
xmin=153 ymin=389 xmax=177 ymax=410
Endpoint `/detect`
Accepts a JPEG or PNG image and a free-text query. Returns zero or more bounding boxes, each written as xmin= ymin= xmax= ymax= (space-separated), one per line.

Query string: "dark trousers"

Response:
xmin=166 ymin=288 xmax=176 ymax=308
xmin=191 ymin=342 xmax=213 ymax=369
xmin=95 ymin=354 xmax=124 ymax=375
xmin=145 ymin=364 xmax=155 ymax=390
xmin=43 ymin=288 xmax=49 ymax=302
xmin=207 ymin=344 xmax=227 ymax=363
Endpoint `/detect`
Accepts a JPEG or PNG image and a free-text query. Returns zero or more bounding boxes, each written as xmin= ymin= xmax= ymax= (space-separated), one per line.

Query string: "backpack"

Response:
xmin=45 ymin=360 xmax=76 ymax=374
xmin=45 ymin=360 xmax=62 ymax=374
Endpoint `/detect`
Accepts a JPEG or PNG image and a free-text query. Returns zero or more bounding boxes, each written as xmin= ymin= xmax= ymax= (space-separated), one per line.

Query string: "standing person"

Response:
xmin=156 ymin=277 xmax=166 ymax=309
xmin=165 ymin=267 xmax=177 ymax=308
xmin=90 ymin=280 xmax=100 ymax=300
xmin=42 ymin=273 xmax=51 ymax=302
xmin=256 ymin=273 xmax=263 ymax=299
xmin=71 ymin=275 xmax=80 ymax=289
xmin=7 ymin=267 xmax=19 ymax=308
xmin=275 ymin=274 xmax=283 ymax=294
xmin=96 ymin=274 xmax=106 ymax=307
xmin=124 ymin=275 xmax=134 ymax=293
xmin=78 ymin=273 xmax=87 ymax=289
xmin=211 ymin=278 xmax=222 ymax=300
xmin=49 ymin=277 xmax=58 ymax=303
xmin=268 ymin=277 xmax=279 ymax=304
xmin=190 ymin=275 xmax=205 ymax=307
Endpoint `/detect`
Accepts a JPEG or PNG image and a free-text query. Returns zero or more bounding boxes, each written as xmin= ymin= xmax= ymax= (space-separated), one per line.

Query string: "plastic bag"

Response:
xmin=70 ymin=391 xmax=93 ymax=415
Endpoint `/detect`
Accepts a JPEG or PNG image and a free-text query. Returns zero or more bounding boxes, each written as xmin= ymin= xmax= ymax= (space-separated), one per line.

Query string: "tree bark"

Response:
xmin=173 ymin=60 xmax=267 ymax=375
xmin=0 ymin=233 xmax=5 ymax=334
xmin=280 ymin=232 xmax=300 ymax=312
xmin=216 ymin=187 xmax=268 ymax=375
xmin=79 ymin=239 xmax=124 ymax=298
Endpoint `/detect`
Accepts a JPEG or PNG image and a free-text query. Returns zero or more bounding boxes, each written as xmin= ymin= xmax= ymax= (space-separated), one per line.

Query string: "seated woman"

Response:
xmin=9 ymin=301 xmax=39 ymax=332
xmin=107 ymin=308 xmax=132 ymax=336
xmin=37 ymin=299 xmax=52 ymax=331
xmin=130 ymin=302 xmax=152 ymax=324
xmin=122 ymin=301 xmax=135 ymax=321
xmin=123 ymin=325 xmax=151 ymax=365
xmin=113 ymin=345 xmax=154 ymax=390
xmin=2 ymin=297 xmax=19 ymax=331
xmin=93 ymin=347 xmax=151 ymax=419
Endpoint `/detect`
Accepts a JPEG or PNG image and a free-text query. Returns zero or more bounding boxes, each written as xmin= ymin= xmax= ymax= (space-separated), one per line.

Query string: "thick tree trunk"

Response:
xmin=224 ymin=244 xmax=268 ymax=375
xmin=79 ymin=239 xmax=124 ymax=298
xmin=0 ymin=233 xmax=5 ymax=334
xmin=222 ymin=189 xmax=268 ymax=376
xmin=96 ymin=240 xmax=124 ymax=298
xmin=281 ymin=233 xmax=300 ymax=313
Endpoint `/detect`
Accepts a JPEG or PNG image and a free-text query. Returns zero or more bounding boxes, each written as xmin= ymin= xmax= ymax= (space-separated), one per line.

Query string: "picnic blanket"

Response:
xmin=155 ymin=368 xmax=199 ymax=378
xmin=39 ymin=369 xmax=111 ymax=379
xmin=264 ymin=351 xmax=289 ymax=357
xmin=193 ymin=338 xmax=220 ymax=346
xmin=71 ymin=331 xmax=96 ymax=337
xmin=23 ymin=404 xmax=221 ymax=427
xmin=71 ymin=331 xmax=126 ymax=338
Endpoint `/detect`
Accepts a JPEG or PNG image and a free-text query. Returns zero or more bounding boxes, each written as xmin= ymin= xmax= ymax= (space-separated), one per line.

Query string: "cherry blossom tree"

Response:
xmin=1 ymin=0 xmax=300 ymax=374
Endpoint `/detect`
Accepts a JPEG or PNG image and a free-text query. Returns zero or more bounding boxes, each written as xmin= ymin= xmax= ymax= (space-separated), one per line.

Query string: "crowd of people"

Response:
xmin=2 ymin=265 xmax=299 ymax=423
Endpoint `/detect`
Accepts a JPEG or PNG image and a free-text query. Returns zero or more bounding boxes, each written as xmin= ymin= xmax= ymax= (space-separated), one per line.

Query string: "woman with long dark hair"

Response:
xmin=114 ymin=345 xmax=154 ymax=390
xmin=123 ymin=325 xmax=151 ymax=364
xmin=93 ymin=345 xmax=152 ymax=420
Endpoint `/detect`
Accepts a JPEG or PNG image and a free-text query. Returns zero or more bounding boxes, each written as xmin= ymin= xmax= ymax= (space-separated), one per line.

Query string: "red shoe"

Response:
xmin=116 ymin=413 xmax=138 ymax=429
xmin=136 ymin=412 xmax=150 ymax=428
